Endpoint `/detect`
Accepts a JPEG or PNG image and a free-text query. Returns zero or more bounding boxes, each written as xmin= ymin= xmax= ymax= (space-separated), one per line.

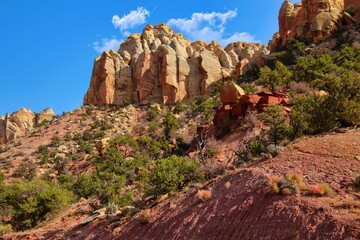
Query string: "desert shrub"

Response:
xmin=105 ymin=202 xmax=118 ymax=215
xmin=235 ymin=134 xmax=268 ymax=165
xmin=190 ymin=95 xmax=220 ymax=122
xmin=172 ymin=101 xmax=186 ymax=114
xmin=195 ymin=190 xmax=212 ymax=202
xmin=5 ymin=179 xmax=74 ymax=230
xmin=0 ymin=147 xmax=10 ymax=154
xmin=0 ymin=224 xmax=12 ymax=236
xmin=150 ymin=156 xmax=205 ymax=195
xmin=163 ymin=111 xmax=180 ymax=139
xmin=146 ymin=105 xmax=160 ymax=121
xmin=308 ymin=183 xmax=333 ymax=196
xmin=139 ymin=209 xmax=153 ymax=224
xmin=289 ymin=81 xmax=310 ymax=93
xmin=50 ymin=136 xmax=61 ymax=147
xmin=239 ymin=82 xmax=256 ymax=94
xmin=237 ymin=64 xmax=260 ymax=83
xmin=91 ymin=119 xmax=112 ymax=131
xmin=269 ymin=173 xmax=305 ymax=196
xmin=260 ymin=61 xmax=292 ymax=91
xmin=37 ymin=145 xmax=49 ymax=155
xmin=56 ymin=174 xmax=75 ymax=190
xmin=85 ymin=106 xmax=94 ymax=116
xmin=259 ymin=104 xmax=289 ymax=146
xmin=13 ymin=164 xmax=37 ymax=180
xmin=0 ymin=171 xmax=5 ymax=183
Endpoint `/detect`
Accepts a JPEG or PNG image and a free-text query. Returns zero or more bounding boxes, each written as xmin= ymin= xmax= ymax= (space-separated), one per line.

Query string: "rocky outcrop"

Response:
xmin=214 ymin=82 xmax=289 ymax=137
xmin=84 ymin=24 xmax=269 ymax=106
xmin=37 ymin=108 xmax=56 ymax=125
xmin=0 ymin=108 xmax=55 ymax=145
xmin=276 ymin=0 xmax=345 ymax=46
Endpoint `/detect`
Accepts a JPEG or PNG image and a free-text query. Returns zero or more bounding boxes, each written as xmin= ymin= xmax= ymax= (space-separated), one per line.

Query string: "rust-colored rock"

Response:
xmin=84 ymin=24 xmax=269 ymax=106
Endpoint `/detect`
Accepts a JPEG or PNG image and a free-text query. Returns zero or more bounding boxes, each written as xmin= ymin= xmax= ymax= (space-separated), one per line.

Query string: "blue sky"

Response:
xmin=0 ymin=0 xmax=286 ymax=116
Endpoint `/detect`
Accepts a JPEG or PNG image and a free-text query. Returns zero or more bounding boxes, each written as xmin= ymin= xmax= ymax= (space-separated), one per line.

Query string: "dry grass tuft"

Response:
xmin=139 ymin=209 xmax=153 ymax=224
xmin=224 ymin=181 xmax=231 ymax=189
xmin=195 ymin=190 xmax=212 ymax=202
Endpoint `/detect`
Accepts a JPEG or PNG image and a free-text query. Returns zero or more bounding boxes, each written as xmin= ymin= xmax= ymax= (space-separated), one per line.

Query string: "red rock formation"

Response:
xmin=214 ymin=82 xmax=289 ymax=138
xmin=84 ymin=24 xmax=269 ymax=106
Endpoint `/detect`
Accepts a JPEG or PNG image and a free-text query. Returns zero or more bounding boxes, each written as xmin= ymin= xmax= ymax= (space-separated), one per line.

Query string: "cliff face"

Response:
xmin=276 ymin=0 xmax=345 ymax=46
xmin=83 ymin=24 xmax=269 ymax=106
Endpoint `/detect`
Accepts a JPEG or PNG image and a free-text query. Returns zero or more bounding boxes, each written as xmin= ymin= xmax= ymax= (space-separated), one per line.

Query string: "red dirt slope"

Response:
xmin=3 ymin=130 xmax=360 ymax=240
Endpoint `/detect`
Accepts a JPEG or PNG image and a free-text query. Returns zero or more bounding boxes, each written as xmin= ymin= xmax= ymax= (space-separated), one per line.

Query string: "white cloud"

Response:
xmin=167 ymin=9 xmax=258 ymax=46
xmin=112 ymin=7 xmax=150 ymax=33
xmin=92 ymin=38 xmax=123 ymax=53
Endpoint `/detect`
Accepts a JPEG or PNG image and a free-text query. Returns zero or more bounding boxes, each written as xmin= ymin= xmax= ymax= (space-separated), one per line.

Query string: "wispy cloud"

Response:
xmin=93 ymin=7 xmax=150 ymax=53
xmin=92 ymin=38 xmax=123 ymax=53
xmin=112 ymin=7 xmax=150 ymax=34
xmin=167 ymin=9 xmax=258 ymax=46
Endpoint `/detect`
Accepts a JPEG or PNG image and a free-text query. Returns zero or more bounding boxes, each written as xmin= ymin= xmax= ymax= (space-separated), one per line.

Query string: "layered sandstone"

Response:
xmin=0 ymin=108 xmax=56 ymax=144
xmin=84 ymin=24 xmax=269 ymax=106
xmin=276 ymin=0 xmax=345 ymax=46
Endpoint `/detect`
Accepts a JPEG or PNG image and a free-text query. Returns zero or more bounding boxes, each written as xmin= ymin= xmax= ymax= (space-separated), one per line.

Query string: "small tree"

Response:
xmin=260 ymin=61 xmax=292 ymax=91
xmin=259 ymin=104 xmax=288 ymax=146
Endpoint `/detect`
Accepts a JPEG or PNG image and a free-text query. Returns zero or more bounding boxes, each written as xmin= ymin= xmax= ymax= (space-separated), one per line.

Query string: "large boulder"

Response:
xmin=84 ymin=24 xmax=269 ymax=106
xmin=220 ymin=81 xmax=245 ymax=104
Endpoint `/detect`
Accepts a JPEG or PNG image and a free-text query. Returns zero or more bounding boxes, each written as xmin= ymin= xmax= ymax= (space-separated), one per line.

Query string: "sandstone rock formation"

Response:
xmin=276 ymin=0 xmax=345 ymax=46
xmin=84 ymin=24 xmax=269 ymax=106
xmin=0 ymin=108 xmax=56 ymax=145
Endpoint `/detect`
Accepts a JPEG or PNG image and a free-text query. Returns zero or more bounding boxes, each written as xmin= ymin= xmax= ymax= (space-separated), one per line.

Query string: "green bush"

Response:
xmin=146 ymin=105 xmax=160 ymax=121
xmin=5 ymin=179 xmax=74 ymax=231
xmin=150 ymin=156 xmax=204 ymax=195
xmin=259 ymin=104 xmax=289 ymax=146
xmin=0 ymin=224 xmax=12 ymax=236
xmin=163 ymin=111 xmax=180 ymax=138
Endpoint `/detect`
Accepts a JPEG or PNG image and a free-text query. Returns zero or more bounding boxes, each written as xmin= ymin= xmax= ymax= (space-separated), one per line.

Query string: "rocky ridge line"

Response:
xmin=83 ymin=24 xmax=269 ymax=106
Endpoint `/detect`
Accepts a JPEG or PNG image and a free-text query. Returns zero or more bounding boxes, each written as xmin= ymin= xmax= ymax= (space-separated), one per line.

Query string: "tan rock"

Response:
xmin=84 ymin=24 xmax=269 ymax=107
xmin=10 ymin=108 xmax=36 ymax=133
xmin=277 ymin=0 xmax=344 ymax=46
xmin=37 ymin=108 xmax=55 ymax=124
xmin=220 ymin=81 xmax=245 ymax=103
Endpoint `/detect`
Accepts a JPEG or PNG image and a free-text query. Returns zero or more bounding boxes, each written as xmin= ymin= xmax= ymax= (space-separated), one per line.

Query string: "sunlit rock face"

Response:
xmin=276 ymin=0 xmax=344 ymax=46
xmin=84 ymin=24 xmax=269 ymax=106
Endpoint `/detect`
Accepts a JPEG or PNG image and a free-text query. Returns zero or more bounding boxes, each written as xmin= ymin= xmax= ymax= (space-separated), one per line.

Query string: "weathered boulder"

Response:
xmin=37 ymin=108 xmax=56 ymax=124
xmin=220 ymin=81 xmax=245 ymax=103
xmin=84 ymin=24 xmax=269 ymax=106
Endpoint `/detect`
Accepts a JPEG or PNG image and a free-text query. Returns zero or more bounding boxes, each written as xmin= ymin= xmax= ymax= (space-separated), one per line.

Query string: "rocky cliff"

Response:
xmin=0 ymin=108 xmax=55 ymax=145
xmin=84 ymin=24 xmax=269 ymax=106
xmin=272 ymin=0 xmax=360 ymax=48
